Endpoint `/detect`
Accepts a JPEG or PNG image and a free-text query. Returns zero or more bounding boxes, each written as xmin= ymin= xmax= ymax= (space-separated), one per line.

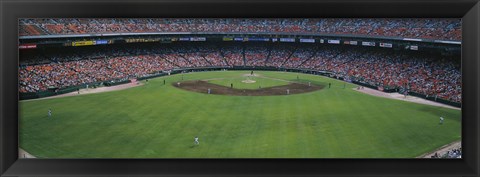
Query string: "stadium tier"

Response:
xmin=19 ymin=42 xmax=461 ymax=103
xmin=19 ymin=18 xmax=461 ymax=41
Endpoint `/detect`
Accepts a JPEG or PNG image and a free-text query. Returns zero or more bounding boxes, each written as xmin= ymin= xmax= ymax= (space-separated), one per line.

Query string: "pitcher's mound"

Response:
xmin=242 ymin=79 xmax=256 ymax=84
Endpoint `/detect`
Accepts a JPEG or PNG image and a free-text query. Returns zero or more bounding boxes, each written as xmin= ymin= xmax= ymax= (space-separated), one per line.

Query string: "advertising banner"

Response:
xmin=190 ymin=37 xmax=206 ymax=41
xmin=379 ymin=43 xmax=393 ymax=48
xmin=125 ymin=38 xmax=162 ymax=43
xmin=280 ymin=38 xmax=295 ymax=42
xmin=147 ymin=38 xmax=161 ymax=42
xmin=300 ymin=38 xmax=315 ymax=43
xmin=327 ymin=39 xmax=340 ymax=44
xmin=362 ymin=41 xmax=376 ymax=46
xmin=248 ymin=38 xmax=269 ymax=42
xmin=272 ymin=38 xmax=278 ymax=42
xmin=320 ymin=39 xmax=324 ymax=43
xmin=95 ymin=40 xmax=109 ymax=45
xmin=350 ymin=41 xmax=358 ymax=45
xmin=410 ymin=45 xmax=419 ymax=50
xmin=72 ymin=41 xmax=95 ymax=46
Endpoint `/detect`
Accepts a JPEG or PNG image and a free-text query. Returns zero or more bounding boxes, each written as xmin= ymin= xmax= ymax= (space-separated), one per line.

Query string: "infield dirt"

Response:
xmin=173 ymin=80 xmax=324 ymax=96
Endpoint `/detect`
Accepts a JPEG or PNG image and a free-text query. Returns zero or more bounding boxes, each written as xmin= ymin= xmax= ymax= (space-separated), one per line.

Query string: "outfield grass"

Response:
xmin=19 ymin=71 xmax=461 ymax=158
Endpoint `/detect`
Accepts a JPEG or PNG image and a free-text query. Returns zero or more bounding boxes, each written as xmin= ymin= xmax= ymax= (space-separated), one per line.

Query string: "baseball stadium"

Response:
xmin=18 ymin=18 xmax=462 ymax=158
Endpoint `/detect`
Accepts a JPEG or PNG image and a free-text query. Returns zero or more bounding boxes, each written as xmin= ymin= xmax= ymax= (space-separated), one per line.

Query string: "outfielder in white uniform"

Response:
xmin=194 ymin=136 xmax=199 ymax=145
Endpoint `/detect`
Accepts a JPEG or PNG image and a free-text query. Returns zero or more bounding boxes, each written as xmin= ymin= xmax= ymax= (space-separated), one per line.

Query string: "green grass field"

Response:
xmin=19 ymin=71 xmax=461 ymax=158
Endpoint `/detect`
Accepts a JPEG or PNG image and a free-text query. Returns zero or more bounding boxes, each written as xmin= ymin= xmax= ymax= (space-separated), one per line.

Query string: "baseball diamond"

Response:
xmin=19 ymin=71 xmax=461 ymax=158
xmin=18 ymin=18 xmax=462 ymax=158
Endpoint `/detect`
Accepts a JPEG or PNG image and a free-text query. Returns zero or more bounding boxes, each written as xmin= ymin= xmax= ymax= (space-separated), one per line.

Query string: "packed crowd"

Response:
xmin=197 ymin=45 xmax=228 ymax=66
xmin=283 ymin=45 xmax=317 ymax=68
xmin=245 ymin=44 xmax=269 ymax=66
xmin=220 ymin=45 xmax=244 ymax=66
xmin=430 ymin=148 xmax=462 ymax=158
xmin=298 ymin=46 xmax=461 ymax=102
xmin=19 ymin=18 xmax=461 ymax=41
xmin=19 ymin=54 xmax=176 ymax=93
xmin=267 ymin=44 xmax=295 ymax=67
xmin=19 ymin=43 xmax=461 ymax=103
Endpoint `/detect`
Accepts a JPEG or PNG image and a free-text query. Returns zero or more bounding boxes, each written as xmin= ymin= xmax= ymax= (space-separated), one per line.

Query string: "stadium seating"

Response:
xmin=19 ymin=43 xmax=461 ymax=103
xmin=19 ymin=18 xmax=461 ymax=41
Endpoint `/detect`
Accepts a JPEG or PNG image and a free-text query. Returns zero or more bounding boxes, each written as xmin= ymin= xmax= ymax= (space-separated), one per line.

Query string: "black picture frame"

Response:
xmin=1 ymin=0 xmax=479 ymax=176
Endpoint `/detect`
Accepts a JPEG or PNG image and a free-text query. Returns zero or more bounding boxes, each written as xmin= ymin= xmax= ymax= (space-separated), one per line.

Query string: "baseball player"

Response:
xmin=194 ymin=136 xmax=199 ymax=145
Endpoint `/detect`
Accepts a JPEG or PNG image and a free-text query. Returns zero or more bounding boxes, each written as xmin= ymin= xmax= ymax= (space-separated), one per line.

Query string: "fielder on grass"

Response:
xmin=194 ymin=136 xmax=199 ymax=145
